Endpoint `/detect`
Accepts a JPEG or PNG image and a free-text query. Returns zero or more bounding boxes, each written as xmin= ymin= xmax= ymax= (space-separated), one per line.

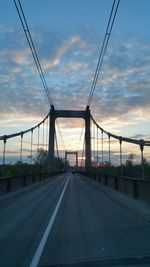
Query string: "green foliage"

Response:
xmin=34 ymin=148 xmax=66 ymax=172
xmin=0 ymin=151 xmax=150 ymax=179
xmin=34 ymin=148 xmax=48 ymax=171
xmin=0 ymin=148 xmax=66 ymax=177
xmin=126 ymin=153 xmax=135 ymax=167
xmin=94 ymin=154 xmax=150 ymax=180
xmin=0 ymin=161 xmax=38 ymax=177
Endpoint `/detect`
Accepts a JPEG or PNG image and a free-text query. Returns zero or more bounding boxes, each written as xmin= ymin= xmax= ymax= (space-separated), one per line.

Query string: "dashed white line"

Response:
xmin=29 ymin=176 xmax=70 ymax=267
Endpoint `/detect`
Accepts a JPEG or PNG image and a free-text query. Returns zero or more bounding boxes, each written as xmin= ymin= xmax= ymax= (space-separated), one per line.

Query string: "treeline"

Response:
xmin=0 ymin=148 xmax=67 ymax=177
xmin=0 ymin=150 xmax=150 ymax=180
xmin=94 ymin=154 xmax=150 ymax=180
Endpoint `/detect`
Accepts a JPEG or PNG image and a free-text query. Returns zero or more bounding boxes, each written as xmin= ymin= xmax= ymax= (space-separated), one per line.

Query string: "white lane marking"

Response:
xmin=29 ymin=176 xmax=70 ymax=267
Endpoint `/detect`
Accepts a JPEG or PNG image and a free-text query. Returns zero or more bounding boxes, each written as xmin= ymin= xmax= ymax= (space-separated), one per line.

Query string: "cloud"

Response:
xmin=41 ymin=35 xmax=87 ymax=69
xmin=0 ymin=26 xmax=14 ymax=34
xmin=0 ymin=25 xmax=150 ymax=142
xmin=11 ymin=49 xmax=30 ymax=65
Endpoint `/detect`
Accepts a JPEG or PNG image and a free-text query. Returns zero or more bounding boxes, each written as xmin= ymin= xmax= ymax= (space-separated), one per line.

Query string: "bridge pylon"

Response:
xmin=65 ymin=151 xmax=78 ymax=171
xmin=48 ymin=106 xmax=91 ymax=172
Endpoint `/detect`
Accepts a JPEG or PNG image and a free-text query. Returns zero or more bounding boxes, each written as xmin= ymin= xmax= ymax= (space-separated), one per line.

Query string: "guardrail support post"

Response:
xmin=23 ymin=176 xmax=26 ymax=186
xmin=6 ymin=178 xmax=11 ymax=192
xmin=114 ymin=176 xmax=118 ymax=190
xmin=133 ymin=180 xmax=138 ymax=199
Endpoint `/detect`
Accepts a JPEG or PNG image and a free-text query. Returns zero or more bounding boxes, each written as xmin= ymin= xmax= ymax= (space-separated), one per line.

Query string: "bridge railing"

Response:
xmin=90 ymin=115 xmax=150 ymax=180
xmin=79 ymin=168 xmax=150 ymax=204
xmin=0 ymin=171 xmax=65 ymax=194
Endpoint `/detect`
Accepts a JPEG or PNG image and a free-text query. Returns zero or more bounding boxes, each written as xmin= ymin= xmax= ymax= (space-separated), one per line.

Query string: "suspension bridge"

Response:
xmin=0 ymin=0 xmax=150 ymax=266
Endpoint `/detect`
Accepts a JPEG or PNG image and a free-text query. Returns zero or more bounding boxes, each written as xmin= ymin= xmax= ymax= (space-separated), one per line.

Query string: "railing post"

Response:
xmin=105 ymin=175 xmax=107 ymax=185
xmin=133 ymin=180 xmax=138 ymax=199
xmin=6 ymin=178 xmax=11 ymax=192
xmin=23 ymin=176 xmax=26 ymax=186
xmin=98 ymin=173 xmax=101 ymax=183
xmin=32 ymin=174 xmax=35 ymax=183
xmin=114 ymin=176 xmax=118 ymax=190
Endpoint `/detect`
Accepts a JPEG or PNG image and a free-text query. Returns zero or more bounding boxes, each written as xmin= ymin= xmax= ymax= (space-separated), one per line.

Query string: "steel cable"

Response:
xmin=13 ymin=0 xmax=53 ymax=106
xmin=87 ymin=0 xmax=120 ymax=107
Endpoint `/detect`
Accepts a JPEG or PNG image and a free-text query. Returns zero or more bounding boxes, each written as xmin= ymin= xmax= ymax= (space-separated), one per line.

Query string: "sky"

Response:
xmin=0 ymin=0 xmax=150 ymax=165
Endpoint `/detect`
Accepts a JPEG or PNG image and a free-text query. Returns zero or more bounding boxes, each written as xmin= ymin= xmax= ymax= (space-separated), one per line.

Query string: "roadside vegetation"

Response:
xmin=0 ymin=148 xmax=67 ymax=177
xmin=92 ymin=154 xmax=150 ymax=180
xmin=0 ymin=151 xmax=149 ymax=180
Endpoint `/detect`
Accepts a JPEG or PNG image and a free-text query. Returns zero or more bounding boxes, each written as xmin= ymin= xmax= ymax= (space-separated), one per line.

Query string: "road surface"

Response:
xmin=0 ymin=173 xmax=150 ymax=267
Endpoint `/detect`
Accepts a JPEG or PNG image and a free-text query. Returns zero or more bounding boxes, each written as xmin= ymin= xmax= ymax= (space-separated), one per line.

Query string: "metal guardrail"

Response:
xmin=0 ymin=171 xmax=64 ymax=194
xmin=80 ymin=170 xmax=150 ymax=204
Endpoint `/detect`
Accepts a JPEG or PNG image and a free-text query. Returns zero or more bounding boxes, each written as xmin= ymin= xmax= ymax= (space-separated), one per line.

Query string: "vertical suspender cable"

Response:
xmin=42 ymin=121 xmax=45 ymax=150
xmin=93 ymin=122 xmax=95 ymax=165
xmin=3 ymin=137 xmax=7 ymax=166
xmin=101 ymin=130 xmax=104 ymax=165
xmin=20 ymin=133 xmax=23 ymax=162
xmin=30 ymin=129 xmax=33 ymax=165
xmin=140 ymin=140 xmax=145 ymax=179
xmin=38 ymin=125 xmax=40 ymax=151
xmin=81 ymin=139 xmax=85 ymax=168
xmin=19 ymin=133 xmax=23 ymax=175
xmin=46 ymin=117 xmax=49 ymax=154
xmin=55 ymin=128 xmax=59 ymax=160
xmin=119 ymin=137 xmax=123 ymax=176
xmin=108 ymin=133 xmax=111 ymax=175
xmin=97 ymin=126 xmax=99 ymax=164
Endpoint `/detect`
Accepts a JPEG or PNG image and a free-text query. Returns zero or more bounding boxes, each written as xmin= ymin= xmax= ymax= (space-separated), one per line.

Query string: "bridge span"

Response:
xmin=0 ymin=173 xmax=150 ymax=267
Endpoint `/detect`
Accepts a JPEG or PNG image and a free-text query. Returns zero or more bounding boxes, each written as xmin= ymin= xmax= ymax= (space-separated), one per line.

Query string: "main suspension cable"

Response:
xmin=13 ymin=0 xmax=53 ymax=106
xmin=87 ymin=0 xmax=120 ymax=107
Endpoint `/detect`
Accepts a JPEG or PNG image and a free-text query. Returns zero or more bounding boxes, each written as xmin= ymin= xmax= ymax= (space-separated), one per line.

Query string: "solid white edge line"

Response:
xmin=29 ymin=176 xmax=70 ymax=267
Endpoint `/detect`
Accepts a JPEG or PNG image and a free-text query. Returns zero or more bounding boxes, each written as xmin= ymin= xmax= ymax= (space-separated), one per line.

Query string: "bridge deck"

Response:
xmin=0 ymin=173 xmax=150 ymax=267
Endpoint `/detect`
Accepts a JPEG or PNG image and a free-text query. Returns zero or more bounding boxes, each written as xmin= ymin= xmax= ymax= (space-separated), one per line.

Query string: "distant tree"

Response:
xmin=53 ymin=157 xmax=66 ymax=171
xmin=143 ymin=157 xmax=150 ymax=167
xmin=125 ymin=153 xmax=135 ymax=167
xmin=34 ymin=148 xmax=66 ymax=171
xmin=34 ymin=148 xmax=48 ymax=167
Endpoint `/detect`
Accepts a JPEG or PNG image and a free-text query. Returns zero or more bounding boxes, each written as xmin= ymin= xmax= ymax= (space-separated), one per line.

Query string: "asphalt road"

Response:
xmin=0 ymin=173 xmax=150 ymax=267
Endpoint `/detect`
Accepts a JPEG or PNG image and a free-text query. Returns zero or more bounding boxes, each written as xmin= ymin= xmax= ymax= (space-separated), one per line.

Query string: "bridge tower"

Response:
xmin=65 ymin=151 xmax=78 ymax=170
xmin=48 ymin=106 xmax=91 ymax=172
